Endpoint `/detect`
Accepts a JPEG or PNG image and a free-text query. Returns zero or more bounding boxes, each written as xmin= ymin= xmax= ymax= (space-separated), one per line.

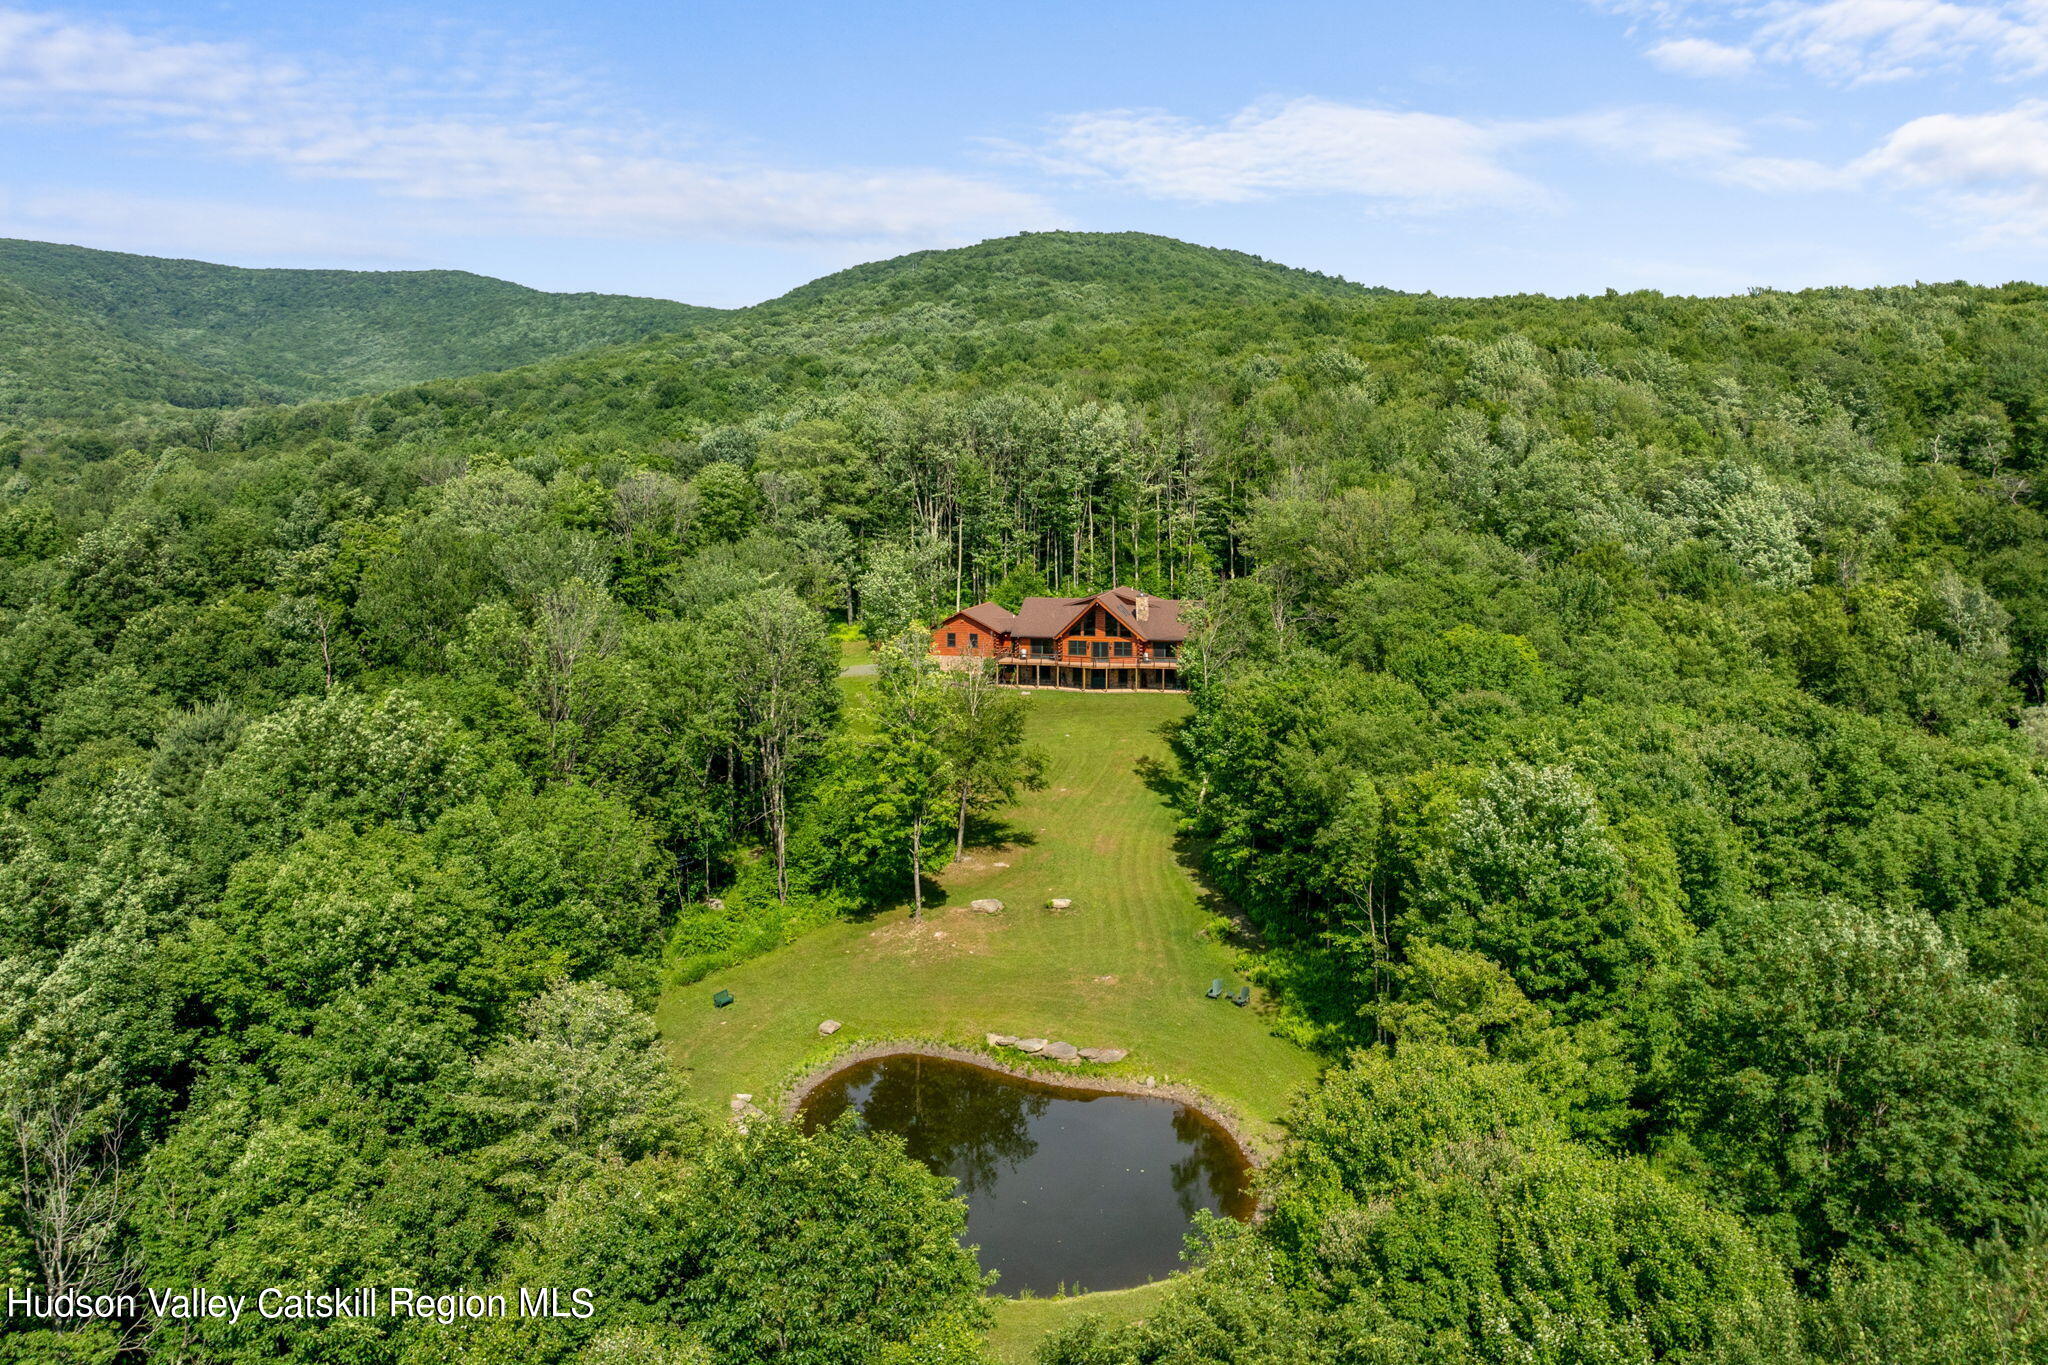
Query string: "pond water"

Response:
xmin=796 ymin=1052 xmax=1254 ymax=1295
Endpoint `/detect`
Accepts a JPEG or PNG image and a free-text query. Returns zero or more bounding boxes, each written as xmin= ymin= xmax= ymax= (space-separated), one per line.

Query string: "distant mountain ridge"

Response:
xmin=0 ymin=230 xmax=1402 ymax=428
xmin=0 ymin=237 xmax=719 ymax=420
xmin=757 ymin=231 xmax=1383 ymax=319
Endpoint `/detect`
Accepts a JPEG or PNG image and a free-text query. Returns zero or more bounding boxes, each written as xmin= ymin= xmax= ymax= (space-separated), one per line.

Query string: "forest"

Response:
xmin=0 ymin=237 xmax=713 ymax=421
xmin=1 ymin=229 xmax=2045 ymax=1363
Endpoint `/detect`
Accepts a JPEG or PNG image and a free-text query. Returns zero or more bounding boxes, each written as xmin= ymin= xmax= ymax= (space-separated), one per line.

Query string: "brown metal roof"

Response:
xmin=1010 ymin=595 xmax=1089 ymax=637
xmin=943 ymin=602 xmax=1019 ymax=633
xmin=1009 ymin=588 xmax=1188 ymax=643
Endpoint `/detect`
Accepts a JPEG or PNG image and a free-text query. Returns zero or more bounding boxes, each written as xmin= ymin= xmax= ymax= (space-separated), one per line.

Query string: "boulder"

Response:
xmin=1076 ymin=1048 xmax=1103 ymax=1062
xmin=818 ymin=1019 xmax=841 ymax=1036
xmin=987 ymin=1033 xmax=1019 ymax=1047
xmin=1016 ymin=1038 xmax=1048 ymax=1053
xmin=705 ymin=898 xmax=725 ymax=911
xmin=1095 ymin=1049 xmax=1128 ymax=1064
xmin=970 ymin=898 xmax=1004 ymax=914
xmin=1042 ymin=1041 xmax=1080 ymax=1061
xmin=1047 ymin=898 xmax=1073 ymax=911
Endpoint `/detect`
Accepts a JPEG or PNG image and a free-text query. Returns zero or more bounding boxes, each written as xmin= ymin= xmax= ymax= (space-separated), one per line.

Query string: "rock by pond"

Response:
xmin=797 ymin=1052 xmax=1253 ymax=1295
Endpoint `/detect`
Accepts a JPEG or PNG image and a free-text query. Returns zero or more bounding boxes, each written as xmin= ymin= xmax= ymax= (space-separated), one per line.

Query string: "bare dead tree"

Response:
xmin=9 ymin=1089 xmax=137 ymax=1315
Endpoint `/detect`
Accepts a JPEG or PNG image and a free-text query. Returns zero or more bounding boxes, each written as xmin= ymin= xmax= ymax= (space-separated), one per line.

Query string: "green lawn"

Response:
xmin=834 ymin=631 xmax=872 ymax=670
xmin=985 ymin=1281 xmax=1175 ymax=1364
xmin=657 ymin=689 xmax=1319 ymax=1136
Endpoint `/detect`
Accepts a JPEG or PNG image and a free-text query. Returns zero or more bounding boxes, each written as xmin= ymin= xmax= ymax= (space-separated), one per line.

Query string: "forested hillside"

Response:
xmin=0 ymin=237 xmax=716 ymax=419
xmin=2 ymin=231 xmax=2045 ymax=1363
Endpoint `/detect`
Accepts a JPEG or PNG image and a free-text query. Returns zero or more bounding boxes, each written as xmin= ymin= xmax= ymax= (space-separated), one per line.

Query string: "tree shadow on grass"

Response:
xmin=841 ymin=868 xmax=951 ymax=923
xmin=842 ymin=820 xmax=1042 ymax=924
xmin=1133 ymin=752 xmax=1192 ymax=808
xmin=961 ymin=812 xmax=1040 ymax=856
xmin=1131 ymin=754 xmax=1265 ymax=953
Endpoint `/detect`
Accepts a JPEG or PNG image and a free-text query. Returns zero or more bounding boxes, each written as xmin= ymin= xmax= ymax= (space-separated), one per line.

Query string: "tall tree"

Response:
xmin=872 ymin=629 xmax=952 ymax=918
xmin=938 ymin=659 xmax=1045 ymax=860
xmin=706 ymin=589 xmax=837 ymax=902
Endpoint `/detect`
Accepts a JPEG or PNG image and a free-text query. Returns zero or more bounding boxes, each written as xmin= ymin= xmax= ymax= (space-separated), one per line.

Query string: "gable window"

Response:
xmin=946 ymin=632 xmax=957 ymax=648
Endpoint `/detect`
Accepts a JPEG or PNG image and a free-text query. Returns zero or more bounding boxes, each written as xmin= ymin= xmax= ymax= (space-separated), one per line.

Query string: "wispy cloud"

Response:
xmin=1646 ymin=36 xmax=1757 ymax=76
xmin=1019 ymin=97 xmax=1840 ymax=210
xmin=1601 ymin=1 xmax=2048 ymax=84
xmin=0 ymin=188 xmax=416 ymax=263
xmin=1023 ymin=98 xmax=1546 ymax=209
xmin=1517 ymin=106 xmax=1848 ymax=189
xmin=0 ymin=7 xmax=1057 ymax=247
xmin=1589 ymin=3 xmax=2048 ymax=241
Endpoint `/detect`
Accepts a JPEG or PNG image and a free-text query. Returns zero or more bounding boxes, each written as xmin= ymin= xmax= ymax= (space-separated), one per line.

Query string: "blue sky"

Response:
xmin=1 ymin=1 xmax=2044 ymax=304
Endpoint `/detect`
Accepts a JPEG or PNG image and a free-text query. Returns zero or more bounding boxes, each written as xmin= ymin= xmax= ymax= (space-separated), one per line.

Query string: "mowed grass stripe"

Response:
xmin=656 ymin=689 xmax=1320 ymax=1135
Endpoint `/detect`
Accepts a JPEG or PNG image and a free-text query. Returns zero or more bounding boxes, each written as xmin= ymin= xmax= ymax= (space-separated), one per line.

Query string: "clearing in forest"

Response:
xmin=656 ymin=689 xmax=1320 ymax=1136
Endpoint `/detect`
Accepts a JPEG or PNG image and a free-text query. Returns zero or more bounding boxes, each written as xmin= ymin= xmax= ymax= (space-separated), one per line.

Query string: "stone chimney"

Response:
xmin=1135 ymin=594 xmax=1150 ymax=621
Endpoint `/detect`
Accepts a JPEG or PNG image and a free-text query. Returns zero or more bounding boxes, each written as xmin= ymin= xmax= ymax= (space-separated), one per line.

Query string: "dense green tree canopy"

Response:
xmin=1 ymin=231 xmax=2045 ymax=1363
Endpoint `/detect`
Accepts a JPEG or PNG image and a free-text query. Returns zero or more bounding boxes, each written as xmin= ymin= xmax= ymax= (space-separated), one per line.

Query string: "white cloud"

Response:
xmin=1856 ymin=99 xmax=2048 ymax=240
xmin=1027 ymin=97 xmax=1844 ymax=211
xmin=1518 ymin=107 xmax=1848 ymax=189
xmin=1604 ymin=1 xmax=2048 ymax=83
xmin=0 ymin=8 xmax=297 ymax=111
xmin=0 ymin=7 xmax=1057 ymax=246
xmin=1647 ymin=36 xmax=1757 ymax=75
xmin=1753 ymin=0 xmax=2032 ymax=82
xmin=1030 ymin=98 xmax=1546 ymax=209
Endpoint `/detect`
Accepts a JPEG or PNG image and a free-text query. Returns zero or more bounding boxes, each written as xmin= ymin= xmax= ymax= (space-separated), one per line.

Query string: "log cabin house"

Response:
xmin=929 ymin=587 xmax=1187 ymax=690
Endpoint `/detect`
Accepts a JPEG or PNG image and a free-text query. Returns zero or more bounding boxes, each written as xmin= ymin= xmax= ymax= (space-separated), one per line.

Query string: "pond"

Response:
xmin=796 ymin=1052 xmax=1254 ymax=1295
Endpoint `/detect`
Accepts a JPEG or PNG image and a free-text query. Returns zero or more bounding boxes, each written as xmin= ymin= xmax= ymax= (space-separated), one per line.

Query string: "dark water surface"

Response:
xmin=796 ymin=1053 xmax=1253 ymax=1294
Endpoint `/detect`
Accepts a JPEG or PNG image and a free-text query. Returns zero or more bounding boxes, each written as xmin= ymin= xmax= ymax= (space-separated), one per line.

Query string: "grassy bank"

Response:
xmin=985 ymin=1281 xmax=1175 ymax=1364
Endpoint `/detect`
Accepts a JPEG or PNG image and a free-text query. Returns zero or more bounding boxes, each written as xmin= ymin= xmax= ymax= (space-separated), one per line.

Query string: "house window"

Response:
xmin=1114 ymin=641 xmax=1132 ymax=657
xmin=946 ymin=632 xmax=957 ymax=648
xmin=1092 ymin=641 xmax=1109 ymax=659
xmin=968 ymin=633 xmax=979 ymax=648
xmin=1068 ymin=640 xmax=1086 ymax=656
xmin=1154 ymin=642 xmax=1176 ymax=659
